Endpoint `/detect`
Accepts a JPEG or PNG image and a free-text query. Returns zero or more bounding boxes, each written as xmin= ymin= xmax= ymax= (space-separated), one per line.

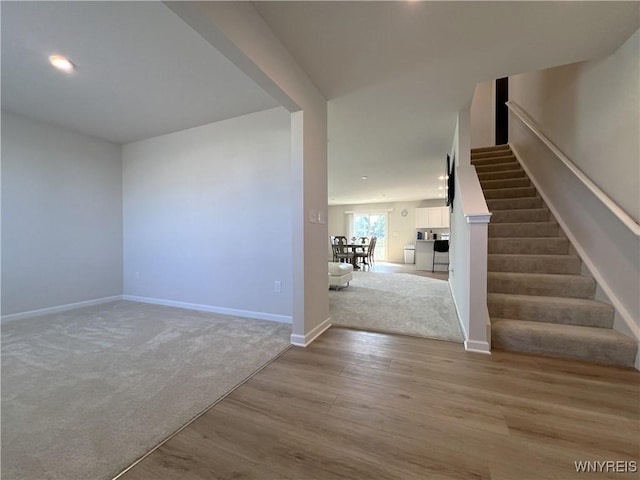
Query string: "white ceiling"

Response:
xmin=254 ymin=1 xmax=639 ymax=205
xmin=1 ymin=1 xmax=279 ymax=144
xmin=2 ymin=2 xmax=638 ymax=205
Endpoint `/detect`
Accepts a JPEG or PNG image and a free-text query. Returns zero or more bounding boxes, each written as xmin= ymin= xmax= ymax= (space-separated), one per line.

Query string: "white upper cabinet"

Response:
xmin=415 ymin=207 xmax=429 ymax=228
xmin=415 ymin=207 xmax=450 ymax=228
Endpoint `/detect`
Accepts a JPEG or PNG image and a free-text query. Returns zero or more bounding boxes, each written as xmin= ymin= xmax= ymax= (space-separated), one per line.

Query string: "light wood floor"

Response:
xmin=120 ymin=327 xmax=639 ymax=480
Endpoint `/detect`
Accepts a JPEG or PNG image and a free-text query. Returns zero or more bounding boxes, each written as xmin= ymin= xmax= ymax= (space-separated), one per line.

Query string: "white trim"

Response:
xmin=344 ymin=208 xmax=394 ymax=214
xmin=290 ymin=317 xmax=332 ymax=347
xmin=507 ymin=101 xmax=640 ymax=237
xmin=510 ymin=144 xmax=640 ymax=345
xmin=1 ymin=296 xmax=123 ymax=323
xmin=464 ymin=340 xmax=491 ymax=354
xmin=448 ymin=279 xmax=468 ymax=340
xmin=122 ymin=295 xmax=292 ymax=324
xmin=466 ymin=213 xmax=492 ymax=224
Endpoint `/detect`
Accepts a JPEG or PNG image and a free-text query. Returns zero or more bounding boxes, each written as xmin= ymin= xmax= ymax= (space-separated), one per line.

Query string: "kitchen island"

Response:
xmin=415 ymin=239 xmax=449 ymax=272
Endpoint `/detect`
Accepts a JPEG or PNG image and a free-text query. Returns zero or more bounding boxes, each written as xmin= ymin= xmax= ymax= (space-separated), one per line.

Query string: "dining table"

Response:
xmin=346 ymin=242 xmax=369 ymax=269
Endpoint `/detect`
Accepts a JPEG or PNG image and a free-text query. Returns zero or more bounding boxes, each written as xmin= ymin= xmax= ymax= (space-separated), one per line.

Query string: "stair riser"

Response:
xmin=477 ymin=170 xmax=525 ymax=181
xmin=486 ymin=197 xmax=543 ymax=210
xmin=472 ymin=145 xmax=511 ymax=154
xmin=488 ymin=238 xmax=569 ymax=255
xmin=474 ymin=162 xmax=521 ymax=173
xmin=481 ymin=178 xmax=531 ymax=190
xmin=488 ymin=276 xmax=596 ymax=299
xmin=488 ymin=255 xmax=582 ymax=274
xmin=491 ymin=323 xmax=636 ymax=367
xmin=484 ymin=187 xmax=537 ymax=199
xmin=489 ymin=223 xmax=559 ymax=238
xmin=472 ymin=155 xmax=517 ymax=167
xmin=488 ymin=298 xmax=614 ymax=328
xmin=491 ymin=209 xmax=550 ymax=223
xmin=472 ymin=150 xmax=513 ymax=159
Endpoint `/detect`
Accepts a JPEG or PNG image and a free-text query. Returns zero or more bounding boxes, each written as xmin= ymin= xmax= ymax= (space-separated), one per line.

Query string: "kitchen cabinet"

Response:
xmin=415 ymin=208 xmax=429 ymax=228
xmin=415 ymin=207 xmax=450 ymax=228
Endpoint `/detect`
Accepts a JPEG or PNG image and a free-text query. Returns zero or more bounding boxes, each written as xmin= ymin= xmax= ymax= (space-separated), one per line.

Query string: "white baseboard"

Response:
xmin=290 ymin=317 xmax=332 ymax=347
xmin=464 ymin=340 xmax=491 ymax=354
xmin=448 ymin=280 xmax=492 ymax=355
xmin=1 ymin=295 xmax=123 ymax=323
xmin=122 ymin=295 xmax=292 ymax=324
xmin=448 ymin=279 xmax=469 ymax=340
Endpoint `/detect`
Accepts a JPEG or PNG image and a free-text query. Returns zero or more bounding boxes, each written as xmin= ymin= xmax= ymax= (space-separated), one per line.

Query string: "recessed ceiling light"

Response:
xmin=49 ymin=55 xmax=75 ymax=73
xmin=438 ymin=175 xmax=445 ymax=180
xmin=361 ymin=176 xmax=368 ymax=180
xmin=438 ymin=186 xmax=443 ymax=190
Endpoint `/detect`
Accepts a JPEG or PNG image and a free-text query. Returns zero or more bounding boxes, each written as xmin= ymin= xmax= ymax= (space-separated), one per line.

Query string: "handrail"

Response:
xmin=506 ymin=101 xmax=640 ymax=237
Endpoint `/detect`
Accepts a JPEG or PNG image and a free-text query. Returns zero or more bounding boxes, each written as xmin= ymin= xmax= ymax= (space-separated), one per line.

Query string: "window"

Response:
xmin=353 ymin=212 xmax=387 ymax=261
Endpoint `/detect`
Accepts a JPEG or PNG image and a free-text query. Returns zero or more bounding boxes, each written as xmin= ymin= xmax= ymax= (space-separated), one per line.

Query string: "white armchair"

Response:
xmin=328 ymin=262 xmax=353 ymax=290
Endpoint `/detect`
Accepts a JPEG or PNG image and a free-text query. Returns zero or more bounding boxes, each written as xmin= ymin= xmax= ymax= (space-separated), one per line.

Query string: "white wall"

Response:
xmin=168 ymin=2 xmax=329 ymax=345
xmin=510 ymin=29 xmax=639 ymax=223
xmin=327 ymin=199 xmax=447 ymax=263
xmin=448 ymin=109 xmax=492 ymax=353
xmin=122 ymin=107 xmax=292 ymax=320
xmin=470 ymin=80 xmax=494 ymax=149
xmin=508 ymin=30 xmax=639 ymax=344
xmin=1 ymin=112 xmax=123 ymax=316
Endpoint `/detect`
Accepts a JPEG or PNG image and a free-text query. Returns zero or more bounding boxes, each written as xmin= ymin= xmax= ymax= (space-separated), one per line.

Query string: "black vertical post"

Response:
xmin=495 ymin=77 xmax=509 ymax=145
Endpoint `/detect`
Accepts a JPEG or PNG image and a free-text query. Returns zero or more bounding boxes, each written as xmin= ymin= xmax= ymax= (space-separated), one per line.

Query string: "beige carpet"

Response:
xmin=330 ymin=271 xmax=463 ymax=343
xmin=1 ymin=301 xmax=291 ymax=480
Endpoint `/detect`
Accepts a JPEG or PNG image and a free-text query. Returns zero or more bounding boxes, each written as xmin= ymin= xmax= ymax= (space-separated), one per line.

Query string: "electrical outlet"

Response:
xmin=317 ymin=210 xmax=325 ymax=224
xmin=274 ymin=280 xmax=281 ymax=293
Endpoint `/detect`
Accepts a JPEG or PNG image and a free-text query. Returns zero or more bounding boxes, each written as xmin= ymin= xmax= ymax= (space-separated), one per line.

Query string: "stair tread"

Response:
xmin=488 ymin=253 xmax=577 ymax=258
xmin=488 ymin=271 xmax=593 ymax=281
xmin=483 ymin=186 xmax=537 ymax=198
xmin=488 ymin=292 xmax=612 ymax=308
xmin=472 ymin=145 xmax=510 ymax=153
xmin=488 ymin=237 xmax=569 ymax=255
xmin=488 ymin=272 xmax=596 ymax=299
xmin=490 ymin=236 xmax=564 ymax=240
xmin=492 ymin=318 xmax=634 ymax=339
xmin=490 ymin=221 xmax=558 ymax=226
xmin=491 ymin=319 xmax=637 ymax=367
xmin=490 ymin=206 xmax=549 ymax=212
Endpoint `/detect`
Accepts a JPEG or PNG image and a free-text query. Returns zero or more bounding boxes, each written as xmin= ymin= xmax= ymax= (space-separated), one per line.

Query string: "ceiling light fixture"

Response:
xmin=49 ymin=55 xmax=75 ymax=73
xmin=361 ymin=176 xmax=368 ymax=180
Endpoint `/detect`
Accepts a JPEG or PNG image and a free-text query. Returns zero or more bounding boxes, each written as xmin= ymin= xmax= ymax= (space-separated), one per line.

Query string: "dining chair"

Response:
xmin=330 ymin=236 xmax=339 ymax=261
xmin=354 ymin=239 xmax=371 ymax=267
xmin=333 ymin=236 xmax=355 ymax=264
xmin=367 ymin=237 xmax=377 ymax=265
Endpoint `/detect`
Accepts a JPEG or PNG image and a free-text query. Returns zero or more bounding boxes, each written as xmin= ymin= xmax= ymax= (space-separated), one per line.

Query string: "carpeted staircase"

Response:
xmin=472 ymin=145 xmax=637 ymax=367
